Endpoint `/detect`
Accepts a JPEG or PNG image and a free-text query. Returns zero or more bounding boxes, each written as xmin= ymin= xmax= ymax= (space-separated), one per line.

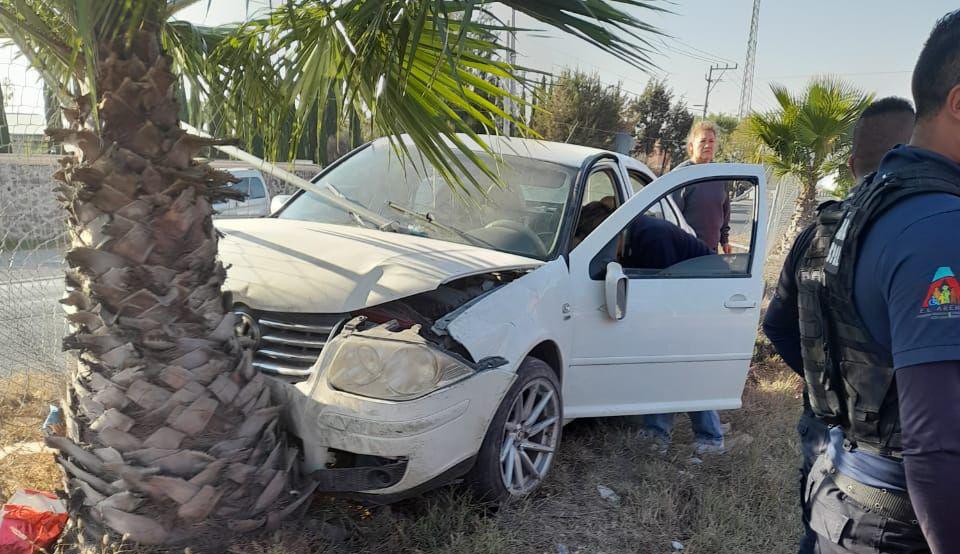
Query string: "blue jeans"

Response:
xmin=643 ymin=410 xmax=723 ymax=446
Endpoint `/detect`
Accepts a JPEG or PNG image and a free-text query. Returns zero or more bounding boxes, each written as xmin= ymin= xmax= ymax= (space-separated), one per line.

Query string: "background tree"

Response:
xmin=746 ymin=78 xmax=872 ymax=245
xmin=625 ymin=80 xmax=693 ymax=173
xmin=716 ymin=118 xmax=765 ymax=163
xmin=0 ymin=0 xmax=666 ymax=547
xmin=529 ymin=69 xmax=627 ymax=149
xmin=704 ymin=112 xmax=739 ymax=161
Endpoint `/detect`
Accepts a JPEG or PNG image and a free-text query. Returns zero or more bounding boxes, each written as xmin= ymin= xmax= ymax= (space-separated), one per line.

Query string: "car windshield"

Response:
xmin=277 ymin=141 xmax=579 ymax=260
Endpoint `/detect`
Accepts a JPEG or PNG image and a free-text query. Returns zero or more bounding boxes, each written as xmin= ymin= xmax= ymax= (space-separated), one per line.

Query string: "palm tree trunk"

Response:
xmin=47 ymin=24 xmax=314 ymax=547
xmin=778 ymin=176 xmax=820 ymax=253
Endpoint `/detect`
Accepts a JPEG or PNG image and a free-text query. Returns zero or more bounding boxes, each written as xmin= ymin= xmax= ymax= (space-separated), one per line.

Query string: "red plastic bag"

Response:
xmin=0 ymin=489 xmax=67 ymax=554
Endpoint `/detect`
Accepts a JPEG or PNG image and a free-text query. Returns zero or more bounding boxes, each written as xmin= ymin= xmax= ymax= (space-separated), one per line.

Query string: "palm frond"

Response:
xmin=502 ymin=0 xmax=667 ymax=69
xmin=208 ymin=0 xmax=665 ymax=192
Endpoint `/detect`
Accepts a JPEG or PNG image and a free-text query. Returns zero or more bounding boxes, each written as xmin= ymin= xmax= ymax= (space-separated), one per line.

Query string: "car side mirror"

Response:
xmin=271 ymin=194 xmax=292 ymax=214
xmin=604 ymin=261 xmax=628 ymax=320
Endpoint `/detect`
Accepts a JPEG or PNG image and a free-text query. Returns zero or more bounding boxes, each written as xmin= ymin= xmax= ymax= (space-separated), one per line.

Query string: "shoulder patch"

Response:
xmin=919 ymin=266 xmax=960 ymax=319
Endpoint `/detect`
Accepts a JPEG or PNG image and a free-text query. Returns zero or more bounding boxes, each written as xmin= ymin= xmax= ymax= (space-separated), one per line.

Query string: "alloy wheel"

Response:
xmin=499 ymin=377 xmax=561 ymax=495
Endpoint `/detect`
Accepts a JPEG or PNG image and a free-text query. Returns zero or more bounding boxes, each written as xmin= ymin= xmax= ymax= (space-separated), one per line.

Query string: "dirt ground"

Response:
xmin=0 ymin=346 xmax=806 ymax=554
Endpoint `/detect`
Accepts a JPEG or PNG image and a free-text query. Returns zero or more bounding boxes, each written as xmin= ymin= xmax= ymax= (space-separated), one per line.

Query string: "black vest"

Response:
xmin=798 ymin=165 xmax=960 ymax=457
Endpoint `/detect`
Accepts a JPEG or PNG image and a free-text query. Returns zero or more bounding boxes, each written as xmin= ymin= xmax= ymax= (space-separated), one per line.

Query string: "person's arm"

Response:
xmin=626 ymin=216 xmax=710 ymax=269
xmin=896 ymin=362 xmax=960 ymax=554
xmin=720 ymin=183 xmax=732 ymax=252
xmin=762 ymin=226 xmax=816 ymax=375
xmin=879 ymin=207 xmax=960 ymax=553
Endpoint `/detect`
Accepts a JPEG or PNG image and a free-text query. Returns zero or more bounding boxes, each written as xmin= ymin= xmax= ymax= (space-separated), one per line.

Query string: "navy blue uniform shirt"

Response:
xmin=623 ymin=215 xmax=712 ymax=269
xmin=766 ymin=145 xmax=960 ymax=551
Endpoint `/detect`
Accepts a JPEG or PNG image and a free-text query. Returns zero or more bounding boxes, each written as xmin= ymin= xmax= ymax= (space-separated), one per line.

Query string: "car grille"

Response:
xmin=247 ymin=312 xmax=347 ymax=379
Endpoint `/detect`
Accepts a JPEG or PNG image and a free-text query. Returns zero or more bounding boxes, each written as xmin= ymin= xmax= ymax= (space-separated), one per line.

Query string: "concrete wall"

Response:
xmin=0 ymin=154 xmax=322 ymax=243
xmin=0 ymin=155 xmax=65 ymax=246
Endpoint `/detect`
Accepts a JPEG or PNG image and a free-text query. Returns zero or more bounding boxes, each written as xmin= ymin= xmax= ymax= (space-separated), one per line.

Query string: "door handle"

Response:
xmin=724 ymin=295 xmax=757 ymax=309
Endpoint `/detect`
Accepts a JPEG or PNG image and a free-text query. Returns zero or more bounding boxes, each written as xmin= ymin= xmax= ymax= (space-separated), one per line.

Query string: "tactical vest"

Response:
xmin=798 ymin=166 xmax=960 ymax=458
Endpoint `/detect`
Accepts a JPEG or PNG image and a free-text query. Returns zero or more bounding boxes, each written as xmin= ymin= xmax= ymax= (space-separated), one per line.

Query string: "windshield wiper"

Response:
xmin=323 ymin=183 xmax=373 ymax=228
xmin=386 ymin=202 xmax=498 ymax=250
xmin=317 ymin=182 xmax=398 ymax=231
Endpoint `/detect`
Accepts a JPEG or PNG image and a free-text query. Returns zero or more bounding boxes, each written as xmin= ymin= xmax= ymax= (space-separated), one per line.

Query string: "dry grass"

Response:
xmin=1 ymin=371 xmax=64 ymax=500
xmin=1 ymin=354 xmax=805 ymax=554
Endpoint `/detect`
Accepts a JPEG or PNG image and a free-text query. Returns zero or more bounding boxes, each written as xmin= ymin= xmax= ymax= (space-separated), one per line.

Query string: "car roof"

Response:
xmin=373 ymin=134 xmax=653 ymax=176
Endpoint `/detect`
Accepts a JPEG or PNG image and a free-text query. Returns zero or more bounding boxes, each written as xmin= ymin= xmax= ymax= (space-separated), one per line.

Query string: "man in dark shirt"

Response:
xmin=763 ymin=97 xmax=915 ymax=554
xmin=622 ymin=215 xmax=712 ymax=269
xmin=574 ymin=200 xmax=712 ymax=266
xmin=672 ymin=120 xmax=732 ymax=254
xmin=767 ymin=11 xmax=960 ymax=553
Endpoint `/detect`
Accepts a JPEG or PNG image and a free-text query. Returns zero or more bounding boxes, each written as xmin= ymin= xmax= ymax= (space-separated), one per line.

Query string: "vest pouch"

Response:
xmin=841 ymin=359 xmax=896 ymax=449
xmin=803 ymin=356 xmax=845 ymax=424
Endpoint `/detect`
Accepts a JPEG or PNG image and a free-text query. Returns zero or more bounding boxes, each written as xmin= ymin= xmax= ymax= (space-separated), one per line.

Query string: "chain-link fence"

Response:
xmin=0 ymin=42 xmax=69 ymax=497
xmin=0 ymin=41 xmax=71 ymax=381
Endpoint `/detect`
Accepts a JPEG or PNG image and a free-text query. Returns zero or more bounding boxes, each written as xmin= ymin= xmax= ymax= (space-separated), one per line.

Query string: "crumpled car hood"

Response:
xmin=216 ymin=218 xmax=542 ymax=313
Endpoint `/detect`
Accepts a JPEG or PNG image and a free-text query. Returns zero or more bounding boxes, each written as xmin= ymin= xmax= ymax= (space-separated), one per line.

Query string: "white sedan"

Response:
xmin=217 ymin=134 xmax=768 ymax=501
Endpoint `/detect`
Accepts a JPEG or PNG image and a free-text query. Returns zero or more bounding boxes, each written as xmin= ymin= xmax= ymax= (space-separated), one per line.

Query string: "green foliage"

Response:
xmin=529 ymin=69 xmax=627 ymax=149
xmin=832 ymin=161 xmax=857 ymax=199
xmin=746 ymin=77 xmax=872 ymax=237
xmin=746 ymin=78 xmax=872 ymax=190
xmin=625 ymin=80 xmax=694 ymax=170
xmin=0 ymin=0 xmax=667 ymax=190
xmin=709 ymin=113 xmax=739 ymax=137
xmin=715 ymin=117 xmax=764 ymax=164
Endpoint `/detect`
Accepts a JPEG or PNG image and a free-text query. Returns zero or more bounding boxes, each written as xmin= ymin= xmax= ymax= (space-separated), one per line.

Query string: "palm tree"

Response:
xmin=746 ymin=78 xmax=872 ymax=247
xmin=0 ymin=0 xmax=666 ymax=547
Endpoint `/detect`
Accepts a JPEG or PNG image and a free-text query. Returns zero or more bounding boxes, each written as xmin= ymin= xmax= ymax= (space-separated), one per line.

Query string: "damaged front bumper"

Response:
xmin=271 ymin=320 xmax=516 ymax=497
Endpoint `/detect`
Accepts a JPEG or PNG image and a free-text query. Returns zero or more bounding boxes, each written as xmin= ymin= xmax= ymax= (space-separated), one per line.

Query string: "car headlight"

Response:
xmin=325 ymin=333 xmax=474 ymax=401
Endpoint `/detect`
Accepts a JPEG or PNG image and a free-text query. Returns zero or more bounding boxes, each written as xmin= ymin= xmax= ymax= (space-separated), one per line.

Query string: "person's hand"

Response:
xmin=722 ymin=243 xmax=733 ymax=254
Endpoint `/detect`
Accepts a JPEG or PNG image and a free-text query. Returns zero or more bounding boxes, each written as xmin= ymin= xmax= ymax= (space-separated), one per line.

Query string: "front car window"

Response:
xmin=278 ymin=142 xmax=579 ymax=260
xmin=588 ymin=178 xmax=759 ymax=279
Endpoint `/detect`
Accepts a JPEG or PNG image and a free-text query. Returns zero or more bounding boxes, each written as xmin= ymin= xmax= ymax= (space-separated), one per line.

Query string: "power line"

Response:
xmin=656 ymin=38 xmax=729 ymax=66
xmin=666 ymin=37 xmax=739 ymax=65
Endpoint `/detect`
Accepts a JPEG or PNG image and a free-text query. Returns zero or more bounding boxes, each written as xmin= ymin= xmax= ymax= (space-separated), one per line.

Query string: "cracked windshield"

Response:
xmin=277 ymin=141 xmax=577 ymax=260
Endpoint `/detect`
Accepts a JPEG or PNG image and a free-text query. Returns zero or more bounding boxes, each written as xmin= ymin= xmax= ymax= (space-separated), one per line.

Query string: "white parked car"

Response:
xmin=213 ymin=168 xmax=271 ymax=218
xmin=217 ymin=135 xmax=767 ymax=501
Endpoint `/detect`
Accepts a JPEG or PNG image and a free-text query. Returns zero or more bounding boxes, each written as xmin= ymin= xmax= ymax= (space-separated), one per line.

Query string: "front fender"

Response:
xmin=445 ymin=259 xmax=570 ymax=374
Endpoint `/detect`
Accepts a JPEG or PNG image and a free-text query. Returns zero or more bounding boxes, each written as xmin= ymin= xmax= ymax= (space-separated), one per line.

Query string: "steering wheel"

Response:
xmin=484 ymin=219 xmax=548 ymax=257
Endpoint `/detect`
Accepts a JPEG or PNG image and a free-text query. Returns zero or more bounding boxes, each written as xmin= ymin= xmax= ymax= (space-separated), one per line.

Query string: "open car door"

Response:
xmin=564 ymin=163 xmax=767 ymax=418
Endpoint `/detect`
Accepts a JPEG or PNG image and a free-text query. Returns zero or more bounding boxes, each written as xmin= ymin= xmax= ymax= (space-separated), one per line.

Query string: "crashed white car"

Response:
xmin=217 ymin=135 xmax=768 ymax=501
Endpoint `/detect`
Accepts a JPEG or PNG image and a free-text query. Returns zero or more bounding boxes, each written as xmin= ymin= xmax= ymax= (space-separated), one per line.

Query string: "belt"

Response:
xmin=831 ymin=469 xmax=917 ymax=524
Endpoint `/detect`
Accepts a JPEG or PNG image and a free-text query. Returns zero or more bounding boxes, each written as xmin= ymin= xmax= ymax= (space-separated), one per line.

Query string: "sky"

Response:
xmin=6 ymin=1 xmax=957 ymax=131
xmin=177 ymin=1 xmax=957 ymax=117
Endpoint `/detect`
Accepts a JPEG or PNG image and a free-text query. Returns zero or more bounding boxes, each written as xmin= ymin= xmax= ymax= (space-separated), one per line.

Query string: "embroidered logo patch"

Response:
xmin=919 ymin=266 xmax=960 ymax=319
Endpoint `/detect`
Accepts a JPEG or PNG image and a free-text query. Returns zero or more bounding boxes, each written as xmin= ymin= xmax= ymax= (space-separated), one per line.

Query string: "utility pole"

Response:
xmin=738 ymin=0 xmax=762 ymax=118
xmin=702 ymin=63 xmax=737 ymax=118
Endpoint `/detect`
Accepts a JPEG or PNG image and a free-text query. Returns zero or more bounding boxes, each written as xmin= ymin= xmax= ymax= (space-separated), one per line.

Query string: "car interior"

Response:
xmin=414 ymin=164 xmax=574 ymax=259
xmin=585 ymin=179 xmax=758 ymax=280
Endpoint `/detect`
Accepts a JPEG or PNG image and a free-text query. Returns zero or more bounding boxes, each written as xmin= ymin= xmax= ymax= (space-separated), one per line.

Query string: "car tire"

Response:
xmin=467 ymin=356 xmax=563 ymax=502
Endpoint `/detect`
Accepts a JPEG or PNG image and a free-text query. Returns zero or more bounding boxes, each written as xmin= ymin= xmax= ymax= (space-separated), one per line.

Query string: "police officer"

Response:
xmin=763 ymin=96 xmax=915 ymax=554
xmin=774 ymin=10 xmax=960 ymax=553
